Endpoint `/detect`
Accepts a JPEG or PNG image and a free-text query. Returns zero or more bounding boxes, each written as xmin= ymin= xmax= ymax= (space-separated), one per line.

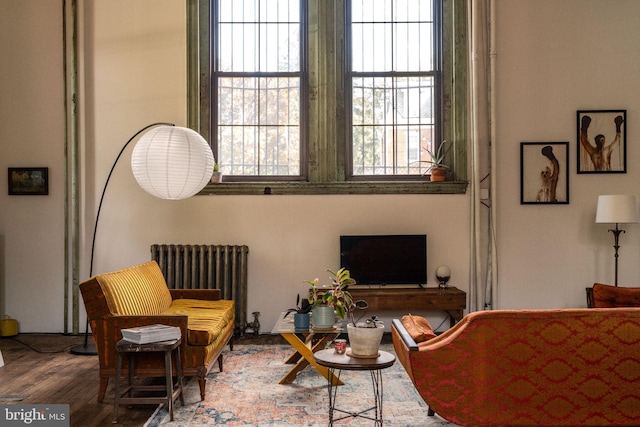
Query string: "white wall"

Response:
xmin=495 ymin=0 xmax=640 ymax=308
xmin=2 ymin=0 xmax=639 ymax=333
xmin=79 ymin=0 xmax=471 ymax=333
xmin=0 ymin=0 xmax=66 ymax=332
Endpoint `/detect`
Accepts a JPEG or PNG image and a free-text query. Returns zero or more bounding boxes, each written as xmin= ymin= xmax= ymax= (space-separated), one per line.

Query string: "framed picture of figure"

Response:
xmin=520 ymin=142 xmax=569 ymax=204
xmin=577 ymin=110 xmax=626 ymax=173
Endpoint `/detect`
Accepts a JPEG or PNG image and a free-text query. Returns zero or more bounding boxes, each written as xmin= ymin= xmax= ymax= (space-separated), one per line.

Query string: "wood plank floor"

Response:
xmin=0 ymin=333 xmax=279 ymax=427
xmin=0 ymin=333 xmax=156 ymax=426
xmin=1 ymin=332 xmax=393 ymax=426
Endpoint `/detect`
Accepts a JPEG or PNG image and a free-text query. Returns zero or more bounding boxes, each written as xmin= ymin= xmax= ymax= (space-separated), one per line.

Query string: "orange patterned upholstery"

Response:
xmin=392 ymin=309 xmax=640 ymax=426
xmin=592 ymin=283 xmax=640 ymax=307
xmin=79 ymin=261 xmax=234 ymax=403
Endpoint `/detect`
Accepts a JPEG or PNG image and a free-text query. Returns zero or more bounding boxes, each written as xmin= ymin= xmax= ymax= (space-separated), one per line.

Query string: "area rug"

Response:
xmin=145 ymin=344 xmax=458 ymax=426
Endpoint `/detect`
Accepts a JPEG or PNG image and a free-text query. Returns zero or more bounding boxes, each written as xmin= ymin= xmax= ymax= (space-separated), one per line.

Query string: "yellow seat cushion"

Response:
xmin=163 ymin=299 xmax=235 ymax=346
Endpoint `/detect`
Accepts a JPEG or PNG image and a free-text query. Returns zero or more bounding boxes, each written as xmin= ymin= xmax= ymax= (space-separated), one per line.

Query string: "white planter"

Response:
xmin=347 ymin=323 xmax=385 ymax=357
xmin=210 ymin=172 xmax=223 ymax=183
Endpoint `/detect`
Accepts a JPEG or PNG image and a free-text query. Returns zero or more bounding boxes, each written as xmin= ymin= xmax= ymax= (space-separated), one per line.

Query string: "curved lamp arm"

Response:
xmin=89 ymin=122 xmax=174 ymax=277
xmin=72 ymin=122 xmax=173 ymax=355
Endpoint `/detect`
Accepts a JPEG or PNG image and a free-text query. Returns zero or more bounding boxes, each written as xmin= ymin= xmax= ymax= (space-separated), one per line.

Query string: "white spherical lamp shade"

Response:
xmin=436 ymin=265 xmax=451 ymax=283
xmin=131 ymin=126 xmax=214 ymax=200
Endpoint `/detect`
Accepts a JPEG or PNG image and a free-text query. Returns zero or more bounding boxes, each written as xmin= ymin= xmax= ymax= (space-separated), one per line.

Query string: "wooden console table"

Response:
xmin=348 ymin=287 xmax=467 ymax=327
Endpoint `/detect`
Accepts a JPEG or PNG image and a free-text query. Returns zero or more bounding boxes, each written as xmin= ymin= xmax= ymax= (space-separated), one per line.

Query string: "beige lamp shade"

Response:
xmin=595 ymin=195 xmax=640 ymax=224
xmin=131 ymin=126 xmax=214 ymax=200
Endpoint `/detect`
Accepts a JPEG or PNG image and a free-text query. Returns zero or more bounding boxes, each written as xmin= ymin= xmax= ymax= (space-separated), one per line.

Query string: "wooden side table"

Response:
xmin=314 ymin=349 xmax=396 ymax=426
xmin=271 ymin=312 xmax=344 ymax=386
xmin=113 ymin=338 xmax=184 ymax=423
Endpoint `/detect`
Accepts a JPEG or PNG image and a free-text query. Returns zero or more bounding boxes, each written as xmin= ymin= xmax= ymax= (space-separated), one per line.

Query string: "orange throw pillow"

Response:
xmin=401 ymin=314 xmax=437 ymax=342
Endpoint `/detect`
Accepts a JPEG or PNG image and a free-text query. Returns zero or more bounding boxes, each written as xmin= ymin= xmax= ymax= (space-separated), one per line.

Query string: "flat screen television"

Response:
xmin=339 ymin=234 xmax=427 ymax=286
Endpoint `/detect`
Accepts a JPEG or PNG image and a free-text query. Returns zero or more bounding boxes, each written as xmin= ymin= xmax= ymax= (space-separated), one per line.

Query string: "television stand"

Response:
xmin=348 ymin=286 xmax=466 ymax=327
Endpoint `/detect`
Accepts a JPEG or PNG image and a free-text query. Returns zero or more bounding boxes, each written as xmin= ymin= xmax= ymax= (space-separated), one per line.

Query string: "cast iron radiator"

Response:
xmin=150 ymin=244 xmax=249 ymax=335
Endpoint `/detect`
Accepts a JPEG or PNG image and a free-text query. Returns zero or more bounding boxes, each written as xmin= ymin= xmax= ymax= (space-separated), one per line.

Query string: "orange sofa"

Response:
xmin=80 ymin=261 xmax=234 ymax=402
xmin=392 ymin=309 xmax=640 ymax=426
xmin=592 ymin=283 xmax=640 ymax=307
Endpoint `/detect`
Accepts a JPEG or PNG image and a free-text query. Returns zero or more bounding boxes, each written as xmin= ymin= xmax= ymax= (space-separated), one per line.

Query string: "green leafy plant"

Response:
xmin=306 ymin=268 xmax=369 ymax=326
xmin=213 ymin=162 xmax=220 ymax=172
xmin=283 ymin=294 xmax=312 ymax=318
xmin=421 ymin=140 xmax=453 ymax=171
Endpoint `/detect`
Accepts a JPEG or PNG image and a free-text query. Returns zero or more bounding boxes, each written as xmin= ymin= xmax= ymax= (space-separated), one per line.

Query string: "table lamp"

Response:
xmin=595 ymin=194 xmax=639 ymax=286
xmin=436 ymin=265 xmax=451 ymax=289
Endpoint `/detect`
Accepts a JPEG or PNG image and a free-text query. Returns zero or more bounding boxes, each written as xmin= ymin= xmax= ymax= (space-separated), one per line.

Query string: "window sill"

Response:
xmin=198 ymin=181 xmax=469 ymax=196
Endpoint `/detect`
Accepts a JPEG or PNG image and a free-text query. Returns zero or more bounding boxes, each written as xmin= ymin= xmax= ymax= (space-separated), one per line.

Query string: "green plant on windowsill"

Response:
xmin=423 ymin=140 xmax=453 ymax=169
xmin=306 ymin=268 xmax=369 ymax=327
xmin=211 ymin=161 xmax=223 ymax=183
xmin=414 ymin=140 xmax=454 ymax=182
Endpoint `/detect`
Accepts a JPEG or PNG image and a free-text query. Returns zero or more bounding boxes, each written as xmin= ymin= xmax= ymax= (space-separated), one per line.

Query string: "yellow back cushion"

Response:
xmin=97 ymin=261 xmax=172 ymax=315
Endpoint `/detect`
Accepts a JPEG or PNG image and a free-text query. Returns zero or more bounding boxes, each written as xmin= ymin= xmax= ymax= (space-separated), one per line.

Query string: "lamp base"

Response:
xmin=70 ymin=343 xmax=97 ymax=356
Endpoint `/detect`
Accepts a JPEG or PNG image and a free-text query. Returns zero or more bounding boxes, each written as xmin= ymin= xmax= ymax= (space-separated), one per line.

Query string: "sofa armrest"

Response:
xmin=391 ymin=319 xmax=419 ymax=351
xmin=169 ymin=289 xmax=221 ymax=301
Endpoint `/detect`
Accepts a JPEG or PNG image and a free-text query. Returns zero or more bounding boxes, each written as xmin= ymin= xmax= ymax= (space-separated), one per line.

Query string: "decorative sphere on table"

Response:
xmin=436 ymin=265 xmax=451 ymax=288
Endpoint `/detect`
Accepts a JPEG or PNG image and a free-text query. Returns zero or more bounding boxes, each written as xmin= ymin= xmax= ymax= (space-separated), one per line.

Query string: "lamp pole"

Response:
xmin=608 ymin=223 xmax=624 ymax=287
xmin=70 ymin=122 xmax=174 ymax=355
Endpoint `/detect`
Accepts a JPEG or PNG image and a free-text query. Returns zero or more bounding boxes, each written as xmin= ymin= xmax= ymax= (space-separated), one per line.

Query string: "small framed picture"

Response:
xmin=577 ymin=110 xmax=626 ymax=173
xmin=520 ymin=142 xmax=569 ymax=204
xmin=8 ymin=167 xmax=49 ymax=195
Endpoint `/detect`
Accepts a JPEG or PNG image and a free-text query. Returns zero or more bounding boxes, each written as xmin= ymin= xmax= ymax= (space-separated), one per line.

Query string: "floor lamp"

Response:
xmin=595 ymin=194 xmax=640 ymax=287
xmin=70 ymin=123 xmax=215 ymax=355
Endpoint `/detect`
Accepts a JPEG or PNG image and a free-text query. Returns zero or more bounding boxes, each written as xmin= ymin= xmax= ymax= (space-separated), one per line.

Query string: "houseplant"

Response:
xmin=422 ymin=140 xmax=452 ymax=182
xmin=346 ymin=314 xmax=385 ymax=358
xmin=210 ymin=162 xmax=223 ymax=183
xmin=306 ymin=268 xmax=356 ymax=329
xmin=306 ymin=268 xmax=384 ymax=356
xmin=284 ymin=294 xmax=312 ymax=330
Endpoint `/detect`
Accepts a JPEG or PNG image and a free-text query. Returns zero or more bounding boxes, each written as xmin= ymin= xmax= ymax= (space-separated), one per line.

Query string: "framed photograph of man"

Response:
xmin=577 ymin=110 xmax=626 ymax=173
xmin=520 ymin=142 xmax=569 ymax=204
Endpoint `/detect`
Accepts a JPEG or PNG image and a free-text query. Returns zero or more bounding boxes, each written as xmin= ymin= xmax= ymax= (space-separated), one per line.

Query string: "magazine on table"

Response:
xmin=121 ymin=324 xmax=181 ymax=344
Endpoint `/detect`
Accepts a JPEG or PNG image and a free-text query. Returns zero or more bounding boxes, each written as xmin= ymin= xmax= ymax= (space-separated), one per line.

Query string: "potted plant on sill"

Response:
xmin=421 ymin=140 xmax=453 ymax=182
xmin=210 ymin=162 xmax=223 ymax=183
xmin=306 ymin=268 xmax=384 ymax=357
xmin=284 ymin=294 xmax=312 ymax=330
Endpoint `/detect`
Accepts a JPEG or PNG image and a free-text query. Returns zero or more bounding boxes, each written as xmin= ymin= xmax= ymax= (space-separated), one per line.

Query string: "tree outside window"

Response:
xmin=188 ymin=0 xmax=467 ymax=195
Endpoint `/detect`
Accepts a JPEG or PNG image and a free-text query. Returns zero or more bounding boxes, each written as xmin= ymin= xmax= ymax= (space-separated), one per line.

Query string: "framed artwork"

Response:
xmin=520 ymin=142 xmax=569 ymax=204
xmin=577 ymin=110 xmax=626 ymax=173
xmin=8 ymin=167 xmax=49 ymax=195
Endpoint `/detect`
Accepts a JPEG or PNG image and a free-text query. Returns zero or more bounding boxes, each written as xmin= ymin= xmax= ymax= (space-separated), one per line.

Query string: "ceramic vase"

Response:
xmin=293 ymin=312 xmax=310 ymax=330
xmin=312 ymin=306 xmax=335 ymax=329
xmin=347 ymin=323 xmax=385 ymax=357
xmin=210 ymin=172 xmax=223 ymax=183
xmin=429 ymin=167 xmax=446 ymax=182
